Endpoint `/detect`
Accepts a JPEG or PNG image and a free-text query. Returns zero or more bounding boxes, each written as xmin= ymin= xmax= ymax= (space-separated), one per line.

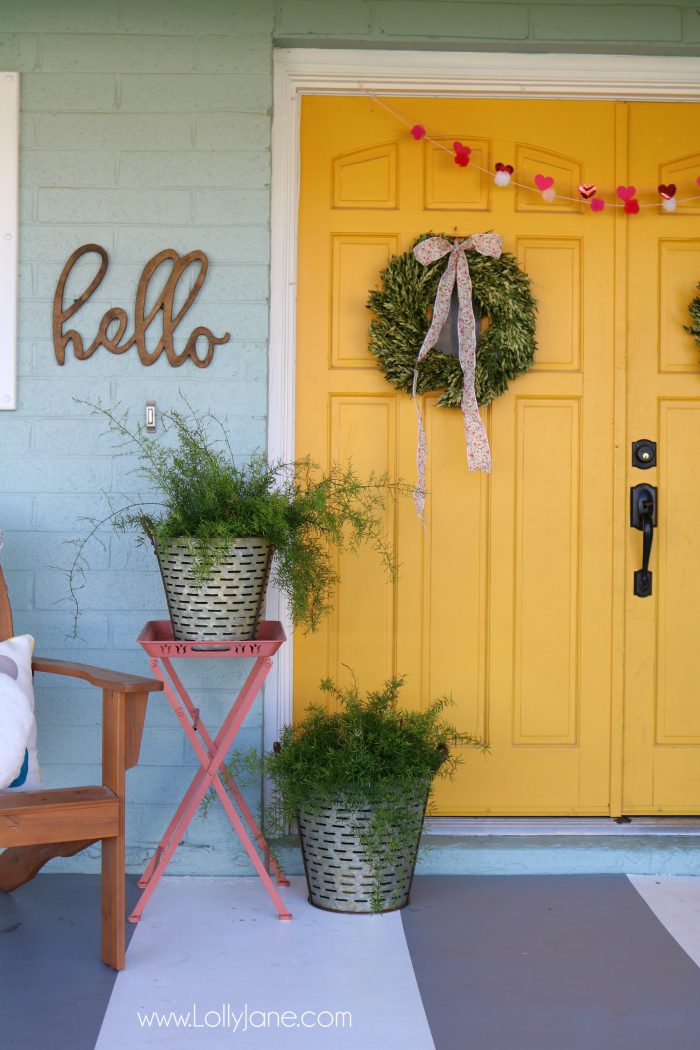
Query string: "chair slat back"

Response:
xmin=0 ymin=565 xmax=15 ymax=641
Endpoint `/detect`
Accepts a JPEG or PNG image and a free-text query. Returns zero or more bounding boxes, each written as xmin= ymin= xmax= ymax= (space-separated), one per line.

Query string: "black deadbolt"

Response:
xmin=632 ymin=439 xmax=656 ymax=470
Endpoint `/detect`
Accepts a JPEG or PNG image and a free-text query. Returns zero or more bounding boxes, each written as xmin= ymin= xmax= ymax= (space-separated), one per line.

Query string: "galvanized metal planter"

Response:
xmin=155 ymin=537 xmax=273 ymax=641
xmin=297 ymin=792 xmax=427 ymax=913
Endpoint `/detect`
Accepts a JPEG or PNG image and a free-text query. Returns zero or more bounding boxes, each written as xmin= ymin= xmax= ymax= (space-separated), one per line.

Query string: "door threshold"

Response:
xmin=423 ymin=817 xmax=700 ymax=837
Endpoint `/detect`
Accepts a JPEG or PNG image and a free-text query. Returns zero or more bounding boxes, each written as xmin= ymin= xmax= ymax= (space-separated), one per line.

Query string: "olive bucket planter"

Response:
xmin=155 ymin=537 xmax=273 ymax=641
xmin=297 ymin=787 xmax=429 ymax=913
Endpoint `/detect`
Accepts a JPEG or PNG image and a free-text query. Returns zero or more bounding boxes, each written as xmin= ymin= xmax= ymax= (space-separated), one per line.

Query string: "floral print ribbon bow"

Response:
xmin=412 ymin=233 xmax=502 ymax=518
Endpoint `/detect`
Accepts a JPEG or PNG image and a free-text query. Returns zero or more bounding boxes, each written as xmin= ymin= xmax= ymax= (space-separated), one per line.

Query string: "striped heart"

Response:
xmin=578 ymin=183 xmax=597 ymax=200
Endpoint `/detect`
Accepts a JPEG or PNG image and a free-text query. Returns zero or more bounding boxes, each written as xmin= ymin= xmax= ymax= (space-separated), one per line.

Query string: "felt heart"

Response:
xmin=410 ymin=124 xmax=426 ymax=141
xmin=534 ymin=174 xmax=554 ymax=191
xmin=616 ymin=185 xmax=636 ymax=201
xmin=453 ymin=142 xmax=471 ymax=167
xmin=578 ymin=183 xmax=597 ymax=200
xmin=657 ymin=183 xmax=676 ymax=199
xmin=495 ymin=162 xmax=514 ymax=174
xmin=590 ymin=198 xmax=605 ymax=213
xmin=624 ymin=198 xmax=640 ymax=215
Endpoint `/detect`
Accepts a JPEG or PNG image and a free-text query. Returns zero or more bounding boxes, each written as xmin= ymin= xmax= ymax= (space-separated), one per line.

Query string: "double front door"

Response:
xmin=294 ymin=95 xmax=700 ymax=816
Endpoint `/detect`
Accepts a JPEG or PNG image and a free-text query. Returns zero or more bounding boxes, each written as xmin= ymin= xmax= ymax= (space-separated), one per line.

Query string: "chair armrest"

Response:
xmin=32 ymin=656 xmax=163 ymax=694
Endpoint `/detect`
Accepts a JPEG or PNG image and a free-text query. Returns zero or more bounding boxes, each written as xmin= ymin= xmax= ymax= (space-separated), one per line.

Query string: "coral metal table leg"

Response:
xmin=161 ymin=657 xmax=289 ymax=886
xmin=130 ymin=655 xmax=291 ymax=923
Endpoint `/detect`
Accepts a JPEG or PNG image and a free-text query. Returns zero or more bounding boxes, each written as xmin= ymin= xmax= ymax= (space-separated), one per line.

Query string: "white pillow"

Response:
xmin=0 ymin=635 xmax=41 ymax=790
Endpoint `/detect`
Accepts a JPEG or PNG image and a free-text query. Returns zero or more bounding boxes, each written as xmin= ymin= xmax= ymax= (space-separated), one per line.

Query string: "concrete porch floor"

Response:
xmin=2 ymin=873 xmax=700 ymax=1049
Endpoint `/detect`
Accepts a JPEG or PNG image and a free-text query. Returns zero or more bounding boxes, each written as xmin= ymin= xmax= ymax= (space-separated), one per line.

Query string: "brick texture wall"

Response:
xmin=0 ymin=0 xmax=697 ymax=876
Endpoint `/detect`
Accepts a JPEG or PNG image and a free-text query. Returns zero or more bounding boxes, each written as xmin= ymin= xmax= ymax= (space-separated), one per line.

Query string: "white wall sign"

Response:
xmin=0 ymin=72 xmax=18 ymax=411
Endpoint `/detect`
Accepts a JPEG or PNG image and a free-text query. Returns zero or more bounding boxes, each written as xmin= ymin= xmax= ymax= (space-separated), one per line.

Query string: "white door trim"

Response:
xmin=0 ymin=72 xmax=19 ymax=411
xmin=265 ymin=47 xmax=700 ymax=758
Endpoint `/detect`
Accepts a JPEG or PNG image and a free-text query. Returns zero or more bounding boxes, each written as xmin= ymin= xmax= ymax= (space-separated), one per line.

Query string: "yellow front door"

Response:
xmin=294 ymin=95 xmax=700 ymax=816
xmin=623 ymin=104 xmax=700 ymax=814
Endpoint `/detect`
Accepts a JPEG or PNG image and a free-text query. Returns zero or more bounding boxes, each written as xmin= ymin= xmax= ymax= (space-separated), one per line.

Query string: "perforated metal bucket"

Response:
xmin=297 ymin=791 xmax=427 ymax=913
xmin=155 ymin=537 xmax=273 ymax=641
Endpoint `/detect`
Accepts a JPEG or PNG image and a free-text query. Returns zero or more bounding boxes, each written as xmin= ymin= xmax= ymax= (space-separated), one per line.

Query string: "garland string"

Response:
xmin=364 ymin=91 xmax=700 ymax=211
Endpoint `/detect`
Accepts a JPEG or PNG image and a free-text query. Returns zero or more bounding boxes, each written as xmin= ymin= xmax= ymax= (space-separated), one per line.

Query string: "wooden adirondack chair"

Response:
xmin=0 ymin=564 xmax=163 ymax=969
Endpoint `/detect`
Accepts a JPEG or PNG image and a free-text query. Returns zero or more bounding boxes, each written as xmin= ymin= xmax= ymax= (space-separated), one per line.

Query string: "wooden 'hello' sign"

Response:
xmin=53 ymin=244 xmax=230 ymax=368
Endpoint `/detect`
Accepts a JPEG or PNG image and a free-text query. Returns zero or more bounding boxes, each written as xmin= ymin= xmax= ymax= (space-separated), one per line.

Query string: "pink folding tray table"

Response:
xmin=129 ymin=619 xmax=292 ymax=924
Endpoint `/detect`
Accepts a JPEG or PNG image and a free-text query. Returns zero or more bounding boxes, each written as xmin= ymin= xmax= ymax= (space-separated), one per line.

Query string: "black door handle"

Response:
xmin=630 ymin=484 xmax=657 ymax=597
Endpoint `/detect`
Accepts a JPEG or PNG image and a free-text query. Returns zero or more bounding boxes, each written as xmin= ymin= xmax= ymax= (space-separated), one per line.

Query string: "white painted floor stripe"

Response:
xmin=628 ymin=875 xmax=700 ymax=969
xmin=95 ymin=876 xmax=435 ymax=1049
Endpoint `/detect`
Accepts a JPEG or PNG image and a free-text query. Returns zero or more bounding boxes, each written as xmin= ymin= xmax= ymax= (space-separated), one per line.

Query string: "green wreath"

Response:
xmin=685 ymin=283 xmax=700 ymax=348
xmin=367 ymin=233 xmax=537 ymax=407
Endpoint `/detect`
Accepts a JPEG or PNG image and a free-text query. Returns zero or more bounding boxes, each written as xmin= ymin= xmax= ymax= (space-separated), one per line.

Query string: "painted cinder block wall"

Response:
xmin=1 ymin=0 xmax=698 ymax=876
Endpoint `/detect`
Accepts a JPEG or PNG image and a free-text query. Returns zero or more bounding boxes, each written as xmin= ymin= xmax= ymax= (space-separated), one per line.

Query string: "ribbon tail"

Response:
xmin=456 ymin=255 xmax=492 ymax=473
xmin=413 ymin=396 xmax=428 ymax=521
xmin=462 ymin=380 xmax=492 ymax=473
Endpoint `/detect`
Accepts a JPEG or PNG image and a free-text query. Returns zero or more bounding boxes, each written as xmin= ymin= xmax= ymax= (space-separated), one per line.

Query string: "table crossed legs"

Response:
xmin=129 ymin=629 xmax=291 ymax=924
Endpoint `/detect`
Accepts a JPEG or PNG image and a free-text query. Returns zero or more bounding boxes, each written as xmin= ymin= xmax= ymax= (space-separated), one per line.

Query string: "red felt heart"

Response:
xmin=534 ymin=174 xmax=554 ymax=191
xmin=624 ymin=198 xmax=640 ymax=215
xmin=616 ymin=185 xmax=636 ymax=201
xmin=578 ymin=183 xmax=597 ymax=200
xmin=453 ymin=142 xmax=471 ymax=167
xmin=411 ymin=124 xmax=426 ymax=141
xmin=495 ymin=162 xmax=514 ymax=174
xmin=657 ymin=183 xmax=676 ymax=199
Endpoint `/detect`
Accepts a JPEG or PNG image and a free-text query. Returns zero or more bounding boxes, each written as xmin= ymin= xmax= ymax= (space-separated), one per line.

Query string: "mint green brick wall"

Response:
xmin=0 ymin=0 xmax=697 ymax=880
xmin=1 ymin=0 xmax=275 ymax=879
xmin=276 ymin=0 xmax=700 ymax=53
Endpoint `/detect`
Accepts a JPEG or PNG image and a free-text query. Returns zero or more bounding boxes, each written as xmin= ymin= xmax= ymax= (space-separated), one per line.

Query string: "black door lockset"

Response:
xmin=632 ymin=439 xmax=656 ymax=469
xmin=630 ymin=484 xmax=657 ymax=597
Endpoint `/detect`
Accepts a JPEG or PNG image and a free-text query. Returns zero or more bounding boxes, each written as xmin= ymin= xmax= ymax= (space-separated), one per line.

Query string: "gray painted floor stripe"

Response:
xmin=400 ymin=875 xmax=700 ymax=1050
xmin=0 ymin=874 xmax=139 ymax=1050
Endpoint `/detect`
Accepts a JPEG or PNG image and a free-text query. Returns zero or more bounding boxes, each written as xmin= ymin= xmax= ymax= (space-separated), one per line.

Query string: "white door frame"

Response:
xmin=0 ymin=72 xmax=19 ymax=411
xmin=264 ymin=47 xmax=700 ymax=762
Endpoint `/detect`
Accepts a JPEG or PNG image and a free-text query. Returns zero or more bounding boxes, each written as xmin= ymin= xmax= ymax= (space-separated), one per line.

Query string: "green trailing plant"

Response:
xmin=685 ymin=283 xmax=700 ymax=349
xmin=263 ymin=676 xmax=488 ymax=912
xmin=367 ymin=232 xmax=537 ymax=407
xmin=67 ymin=400 xmax=408 ymax=633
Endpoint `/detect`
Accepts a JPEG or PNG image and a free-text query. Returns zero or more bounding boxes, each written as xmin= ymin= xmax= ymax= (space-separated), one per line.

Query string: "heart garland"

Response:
xmin=364 ymin=92 xmax=700 ymax=214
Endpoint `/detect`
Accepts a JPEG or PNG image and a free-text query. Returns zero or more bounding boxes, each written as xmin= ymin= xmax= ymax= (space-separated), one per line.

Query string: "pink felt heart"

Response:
xmin=616 ymin=185 xmax=636 ymax=201
xmin=534 ymin=174 xmax=554 ymax=191
xmin=590 ymin=198 xmax=605 ymax=213
xmin=411 ymin=124 xmax=426 ymax=141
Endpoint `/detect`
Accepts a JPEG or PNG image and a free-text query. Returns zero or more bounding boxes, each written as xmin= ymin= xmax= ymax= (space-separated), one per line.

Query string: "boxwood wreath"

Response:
xmin=685 ymin=283 xmax=700 ymax=349
xmin=367 ymin=233 xmax=537 ymax=407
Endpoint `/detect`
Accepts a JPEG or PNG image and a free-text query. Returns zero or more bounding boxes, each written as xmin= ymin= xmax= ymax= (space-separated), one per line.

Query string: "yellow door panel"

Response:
xmin=624 ymin=102 xmax=700 ymax=812
xmin=295 ymin=96 xmax=617 ymax=815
